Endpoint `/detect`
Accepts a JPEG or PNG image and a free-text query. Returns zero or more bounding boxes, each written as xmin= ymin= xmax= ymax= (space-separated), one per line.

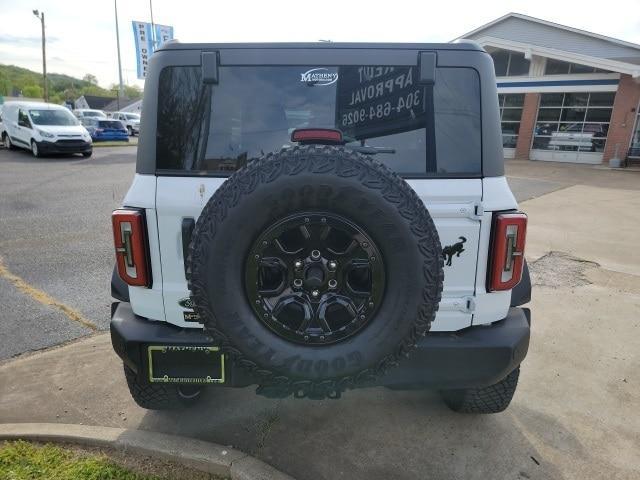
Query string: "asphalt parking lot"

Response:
xmin=1 ymin=147 xmax=639 ymax=479
xmin=0 ymin=146 xmax=134 ymax=359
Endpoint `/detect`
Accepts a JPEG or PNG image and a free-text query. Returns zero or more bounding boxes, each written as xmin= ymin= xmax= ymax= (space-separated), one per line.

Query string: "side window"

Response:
xmin=433 ymin=68 xmax=481 ymax=175
xmin=157 ymin=66 xmax=210 ymax=170
xmin=18 ymin=109 xmax=31 ymax=128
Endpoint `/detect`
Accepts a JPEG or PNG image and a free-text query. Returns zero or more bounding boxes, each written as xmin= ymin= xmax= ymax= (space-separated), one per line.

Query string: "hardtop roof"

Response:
xmin=157 ymin=41 xmax=484 ymax=52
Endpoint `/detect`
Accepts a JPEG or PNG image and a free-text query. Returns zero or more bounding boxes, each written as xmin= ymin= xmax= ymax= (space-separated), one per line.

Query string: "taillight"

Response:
xmin=112 ymin=208 xmax=151 ymax=287
xmin=488 ymin=212 xmax=527 ymax=292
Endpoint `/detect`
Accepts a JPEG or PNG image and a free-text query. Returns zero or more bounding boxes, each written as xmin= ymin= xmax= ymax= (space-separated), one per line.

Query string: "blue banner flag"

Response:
xmin=132 ymin=21 xmax=174 ymax=79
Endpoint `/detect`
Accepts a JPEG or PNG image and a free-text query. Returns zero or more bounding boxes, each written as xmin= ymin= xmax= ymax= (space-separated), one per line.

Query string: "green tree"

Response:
xmin=82 ymin=73 xmax=98 ymax=85
xmin=80 ymin=85 xmax=110 ymax=96
xmin=124 ymin=84 xmax=142 ymax=99
xmin=22 ymin=84 xmax=43 ymax=98
xmin=0 ymin=76 xmax=11 ymax=96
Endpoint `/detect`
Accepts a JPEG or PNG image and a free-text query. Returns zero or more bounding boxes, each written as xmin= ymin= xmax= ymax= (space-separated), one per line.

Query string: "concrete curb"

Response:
xmin=0 ymin=423 xmax=294 ymax=480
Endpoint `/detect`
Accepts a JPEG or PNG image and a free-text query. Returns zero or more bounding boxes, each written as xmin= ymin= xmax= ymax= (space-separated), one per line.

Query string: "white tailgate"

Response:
xmin=156 ymin=177 xmax=483 ymax=331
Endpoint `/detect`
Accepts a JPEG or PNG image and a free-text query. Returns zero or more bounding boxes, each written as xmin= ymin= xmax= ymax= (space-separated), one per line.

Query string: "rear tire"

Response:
xmin=3 ymin=133 xmax=15 ymax=150
xmin=123 ymin=364 xmax=203 ymax=410
xmin=441 ymin=367 xmax=520 ymax=414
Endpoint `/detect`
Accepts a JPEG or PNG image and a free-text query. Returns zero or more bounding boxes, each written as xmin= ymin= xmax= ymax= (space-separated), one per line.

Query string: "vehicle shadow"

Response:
xmin=138 ymin=385 xmax=571 ymax=480
xmin=1 ymin=147 xmax=87 ymax=163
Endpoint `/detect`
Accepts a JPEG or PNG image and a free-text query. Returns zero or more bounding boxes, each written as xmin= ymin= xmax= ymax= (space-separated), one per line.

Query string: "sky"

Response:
xmin=1 ymin=0 xmax=639 ymax=90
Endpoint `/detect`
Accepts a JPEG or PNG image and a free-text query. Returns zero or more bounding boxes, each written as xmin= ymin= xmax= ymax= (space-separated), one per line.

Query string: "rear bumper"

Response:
xmin=37 ymin=140 xmax=92 ymax=154
xmin=110 ymin=302 xmax=530 ymax=390
xmin=93 ymin=135 xmax=129 ymax=142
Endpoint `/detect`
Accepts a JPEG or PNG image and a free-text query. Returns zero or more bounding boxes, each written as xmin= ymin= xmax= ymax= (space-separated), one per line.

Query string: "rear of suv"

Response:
xmin=110 ymin=42 xmax=531 ymax=413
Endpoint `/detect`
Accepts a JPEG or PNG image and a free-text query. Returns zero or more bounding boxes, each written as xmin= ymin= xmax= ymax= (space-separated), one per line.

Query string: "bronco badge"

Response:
xmin=178 ymin=297 xmax=195 ymax=309
xmin=442 ymin=236 xmax=467 ymax=266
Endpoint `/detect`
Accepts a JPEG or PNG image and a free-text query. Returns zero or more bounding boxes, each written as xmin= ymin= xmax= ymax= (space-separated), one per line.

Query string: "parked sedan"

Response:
xmin=81 ymin=118 xmax=129 ymax=142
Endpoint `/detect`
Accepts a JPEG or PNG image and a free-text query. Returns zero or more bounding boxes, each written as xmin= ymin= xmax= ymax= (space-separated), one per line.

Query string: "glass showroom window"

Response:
xmin=498 ymin=94 xmax=524 ymax=148
xmin=533 ymin=92 xmax=614 ymax=152
xmin=544 ymin=59 xmax=610 ymax=75
xmin=629 ymin=108 xmax=640 ymax=159
xmin=490 ymin=50 xmax=530 ymax=77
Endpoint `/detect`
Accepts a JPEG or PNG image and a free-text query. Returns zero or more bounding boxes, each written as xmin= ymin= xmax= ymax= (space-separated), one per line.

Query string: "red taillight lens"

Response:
xmin=291 ymin=128 xmax=343 ymax=144
xmin=488 ymin=212 xmax=527 ymax=292
xmin=112 ymin=208 xmax=151 ymax=287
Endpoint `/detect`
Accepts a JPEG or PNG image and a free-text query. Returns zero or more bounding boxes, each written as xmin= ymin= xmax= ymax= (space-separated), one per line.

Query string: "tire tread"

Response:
xmin=187 ymin=145 xmax=444 ymax=398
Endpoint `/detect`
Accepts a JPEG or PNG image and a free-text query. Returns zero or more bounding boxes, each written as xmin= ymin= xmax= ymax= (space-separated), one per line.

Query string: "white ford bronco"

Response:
xmin=110 ymin=42 xmax=531 ymax=413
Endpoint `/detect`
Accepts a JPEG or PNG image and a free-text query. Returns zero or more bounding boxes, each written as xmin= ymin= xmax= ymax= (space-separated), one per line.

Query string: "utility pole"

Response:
xmin=114 ymin=0 xmax=124 ymax=109
xmin=32 ymin=9 xmax=48 ymax=102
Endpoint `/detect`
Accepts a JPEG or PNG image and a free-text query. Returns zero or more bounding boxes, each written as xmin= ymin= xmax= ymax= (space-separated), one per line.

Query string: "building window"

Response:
xmin=490 ymin=50 xmax=530 ymax=77
xmin=629 ymin=108 xmax=640 ymax=159
xmin=498 ymin=94 xmax=524 ymax=148
xmin=533 ymin=92 xmax=615 ymax=152
xmin=544 ymin=59 xmax=610 ymax=75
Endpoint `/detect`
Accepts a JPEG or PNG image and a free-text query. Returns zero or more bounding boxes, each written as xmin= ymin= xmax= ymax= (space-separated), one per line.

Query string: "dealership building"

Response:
xmin=457 ymin=13 xmax=640 ymax=165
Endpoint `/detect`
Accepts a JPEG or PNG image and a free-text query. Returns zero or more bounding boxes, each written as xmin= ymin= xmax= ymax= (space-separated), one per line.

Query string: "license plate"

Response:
xmin=147 ymin=346 xmax=225 ymax=384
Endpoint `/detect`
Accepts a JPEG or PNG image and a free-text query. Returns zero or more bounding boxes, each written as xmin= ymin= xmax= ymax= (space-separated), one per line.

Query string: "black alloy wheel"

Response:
xmin=245 ymin=212 xmax=385 ymax=345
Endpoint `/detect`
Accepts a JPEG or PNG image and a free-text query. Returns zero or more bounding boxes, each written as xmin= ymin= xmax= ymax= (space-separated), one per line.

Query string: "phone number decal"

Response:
xmin=341 ymin=90 xmax=422 ymax=127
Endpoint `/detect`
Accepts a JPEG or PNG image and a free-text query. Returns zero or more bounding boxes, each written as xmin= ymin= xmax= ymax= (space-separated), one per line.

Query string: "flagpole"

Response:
xmin=149 ymin=0 xmax=156 ymax=50
xmin=114 ymin=0 xmax=124 ymax=107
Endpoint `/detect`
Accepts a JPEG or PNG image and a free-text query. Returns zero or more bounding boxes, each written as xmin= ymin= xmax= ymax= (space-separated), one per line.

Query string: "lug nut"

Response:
xmin=293 ymin=279 xmax=303 ymax=288
xmin=362 ymin=242 xmax=369 ymax=248
xmin=328 ymin=260 xmax=337 ymax=271
xmin=294 ymin=260 xmax=303 ymax=270
xmin=311 ymin=290 xmax=320 ymax=298
xmin=311 ymin=250 xmax=321 ymax=260
xmin=328 ymin=279 xmax=337 ymax=289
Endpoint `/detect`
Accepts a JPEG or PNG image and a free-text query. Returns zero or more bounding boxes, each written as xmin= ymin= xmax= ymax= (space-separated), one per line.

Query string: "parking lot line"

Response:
xmin=0 ymin=256 xmax=97 ymax=332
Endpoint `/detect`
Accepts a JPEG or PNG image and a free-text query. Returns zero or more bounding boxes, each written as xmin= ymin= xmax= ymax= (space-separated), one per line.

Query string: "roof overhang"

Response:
xmin=455 ymin=13 xmax=640 ymax=52
xmin=472 ymin=36 xmax=640 ymax=78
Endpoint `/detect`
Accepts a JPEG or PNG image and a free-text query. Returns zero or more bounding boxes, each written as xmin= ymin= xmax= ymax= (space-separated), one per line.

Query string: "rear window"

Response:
xmin=99 ymin=120 xmax=124 ymax=129
xmin=157 ymin=64 xmax=481 ymax=177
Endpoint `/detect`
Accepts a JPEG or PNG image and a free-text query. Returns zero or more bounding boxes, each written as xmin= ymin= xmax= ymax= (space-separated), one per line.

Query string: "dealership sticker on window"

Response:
xmin=301 ymin=68 xmax=339 ymax=86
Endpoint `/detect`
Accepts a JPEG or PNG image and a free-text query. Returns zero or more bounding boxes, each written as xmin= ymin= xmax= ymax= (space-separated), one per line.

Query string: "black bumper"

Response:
xmin=37 ymin=140 xmax=92 ymax=154
xmin=111 ymin=302 xmax=530 ymax=390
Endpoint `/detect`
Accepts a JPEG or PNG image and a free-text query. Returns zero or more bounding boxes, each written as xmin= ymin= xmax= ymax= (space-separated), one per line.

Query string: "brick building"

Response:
xmin=457 ymin=13 xmax=640 ymax=165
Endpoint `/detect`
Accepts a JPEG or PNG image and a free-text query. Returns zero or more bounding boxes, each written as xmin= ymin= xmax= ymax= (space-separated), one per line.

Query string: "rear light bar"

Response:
xmin=112 ymin=208 xmax=151 ymax=287
xmin=488 ymin=212 xmax=527 ymax=292
xmin=291 ymin=128 xmax=343 ymax=144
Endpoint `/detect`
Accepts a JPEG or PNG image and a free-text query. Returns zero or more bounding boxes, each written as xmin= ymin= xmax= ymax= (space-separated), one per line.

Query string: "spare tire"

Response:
xmin=188 ymin=145 xmax=443 ymax=398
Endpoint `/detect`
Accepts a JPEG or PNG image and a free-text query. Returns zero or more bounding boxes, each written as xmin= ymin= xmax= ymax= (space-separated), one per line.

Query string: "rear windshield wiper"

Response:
xmin=346 ymin=145 xmax=396 ymax=155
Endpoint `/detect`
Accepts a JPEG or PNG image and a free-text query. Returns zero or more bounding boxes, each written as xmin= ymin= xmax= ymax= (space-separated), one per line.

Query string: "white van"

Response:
xmin=2 ymin=102 xmax=93 ymax=157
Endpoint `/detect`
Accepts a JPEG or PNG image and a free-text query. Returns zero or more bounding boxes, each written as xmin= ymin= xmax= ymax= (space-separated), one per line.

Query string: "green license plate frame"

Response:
xmin=147 ymin=345 xmax=225 ymax=384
